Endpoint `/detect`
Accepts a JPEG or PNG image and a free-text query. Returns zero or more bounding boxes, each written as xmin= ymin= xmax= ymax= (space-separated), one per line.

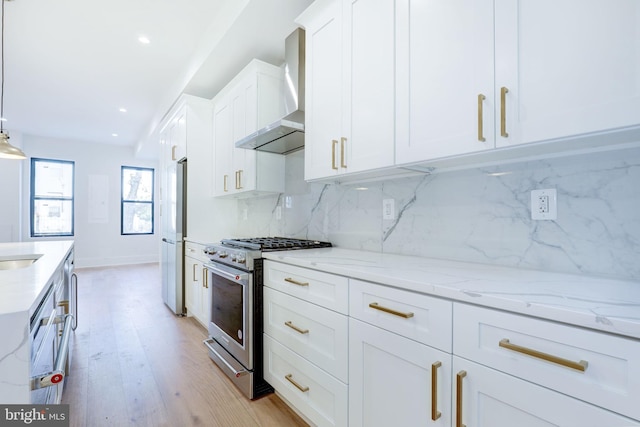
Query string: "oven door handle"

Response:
xmin=203 ymin=339 xmax=249 ymax=378
xmin=205 ymin=263 xmax=247 ymax=283
xmin=31 ymin=313 xmax=74 ymax=391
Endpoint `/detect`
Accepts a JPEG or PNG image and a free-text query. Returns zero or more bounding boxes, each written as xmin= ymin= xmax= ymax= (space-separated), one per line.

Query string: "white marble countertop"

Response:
xmin=263 ymin=247 xmax=640 ymax=340
xmin=0 ymin=240 xmax=74 ymax=316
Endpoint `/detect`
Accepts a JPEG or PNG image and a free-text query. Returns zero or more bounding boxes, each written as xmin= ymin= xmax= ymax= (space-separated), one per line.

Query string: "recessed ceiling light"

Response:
xmin=138 ymin=36 xmax=150 ymax=45
xmin=119 ymin=108 xmax=127 ymax=113
xmin=112 ymin=133 xmax=118 ymax=137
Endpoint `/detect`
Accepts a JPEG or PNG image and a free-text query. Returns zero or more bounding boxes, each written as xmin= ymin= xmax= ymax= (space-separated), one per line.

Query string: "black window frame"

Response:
xmin=121 ymin=166 xmax=155 ymax=235
xmin=30 ymin=157 xmax=75 ymax=238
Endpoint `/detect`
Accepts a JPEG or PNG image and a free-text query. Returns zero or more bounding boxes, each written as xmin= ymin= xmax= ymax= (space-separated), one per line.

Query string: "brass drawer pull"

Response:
xmin=202 ymin=267 xmax=208 ymax=288
xmin=456 ymin=370 xmax=467 ymax=427
xmin=499 ymin=338 xmax=588 ymax=372
xmin=431 ymin=361 xmax=442 ymax=421
xmin=477 ymin=94 xmax=486 ymax=142
xmin=500 ymin=86 xmax=509 ymax=137
xmin=193 ymin=263 xmax=198 ymax=282
xmin=368 ymin=302 xmax=414 ymax=319
xmin=285 ymin=374 xmax=309 ymax=393
xmin=285 ymin=320 xmax=309 ymax=335
xmin=171 ymin=145 xmax=177 ymax=160
xmin=284 ymin=277 xmax=309 ymax=287
xmin=340 ymin=137 xmax=347 ymax=168
xmin=331 ymin=140 xmax=338 ymax=170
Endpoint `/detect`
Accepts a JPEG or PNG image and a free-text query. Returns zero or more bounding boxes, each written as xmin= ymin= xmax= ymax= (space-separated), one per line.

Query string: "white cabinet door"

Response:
xmin=496 ymin=0 xmax=640 ymax=148
xmin=453 ymin=356 xmax=640 ymax=427
xmin=302 ymin=0 xmax=395 ymax=181
xmin=349 ymin=318 xmax=452 ymax=427
xmin=342 ymin=0 xmax=395 ymax=173
xmin=303 ymin=0 xmax=344 ymax=180
xmin=396 ymin=0 xmax=494 ymax=163
xmin=213 ymin=98 xmax=233 ymax=197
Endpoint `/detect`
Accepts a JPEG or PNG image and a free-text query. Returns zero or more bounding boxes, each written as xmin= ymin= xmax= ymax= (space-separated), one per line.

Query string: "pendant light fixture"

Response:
xmin=0 ymin=0 xmax=25 ymax=160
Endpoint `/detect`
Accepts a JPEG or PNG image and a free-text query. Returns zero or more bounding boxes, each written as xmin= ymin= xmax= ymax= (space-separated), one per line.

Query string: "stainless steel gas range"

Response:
xmin=202 ymin=237 xmax=332 ymax=399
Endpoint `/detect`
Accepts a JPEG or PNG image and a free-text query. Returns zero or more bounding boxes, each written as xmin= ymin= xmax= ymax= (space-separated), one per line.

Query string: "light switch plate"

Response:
xmin=383 ymin=199 xmax=395 ymax=220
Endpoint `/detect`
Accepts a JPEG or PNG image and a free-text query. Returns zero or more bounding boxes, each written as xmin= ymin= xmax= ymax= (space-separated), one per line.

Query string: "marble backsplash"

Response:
xmin=235 ymin=146 xmax=640 ymax=281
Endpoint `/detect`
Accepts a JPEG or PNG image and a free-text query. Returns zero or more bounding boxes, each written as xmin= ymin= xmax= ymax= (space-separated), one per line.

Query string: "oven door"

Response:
xmin=205 ymin=262 xmax=253 ymax=370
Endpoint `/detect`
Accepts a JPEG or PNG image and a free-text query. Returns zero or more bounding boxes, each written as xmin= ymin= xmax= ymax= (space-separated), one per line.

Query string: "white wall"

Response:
xmin=21 ymin=135 xmax=160 ymax=268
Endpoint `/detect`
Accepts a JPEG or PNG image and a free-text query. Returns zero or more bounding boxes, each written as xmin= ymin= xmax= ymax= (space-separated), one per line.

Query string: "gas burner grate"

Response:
xmin=221 ymin=237 xmax=332 ymax=251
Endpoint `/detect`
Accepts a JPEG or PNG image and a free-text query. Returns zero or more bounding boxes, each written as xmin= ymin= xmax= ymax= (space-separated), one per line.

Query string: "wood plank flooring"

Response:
xmin=62 ymin=263 xmax=308 ymax=427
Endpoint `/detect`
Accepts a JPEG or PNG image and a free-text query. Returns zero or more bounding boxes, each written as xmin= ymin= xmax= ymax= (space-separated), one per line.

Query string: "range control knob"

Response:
xmin=218 ymin=251 xmax=228 ymax=258
xmin=235 ymin=256 xmax=246 ymax=264
xmin=230 ymin=254 xmax=237 ymax=262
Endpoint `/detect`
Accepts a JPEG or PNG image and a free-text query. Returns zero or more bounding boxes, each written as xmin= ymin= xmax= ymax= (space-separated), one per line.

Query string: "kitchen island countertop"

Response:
xmin=263 ymin=247 xmax=640 ymax=340
xmin=0 ymin=240 xmax=74 ymax=317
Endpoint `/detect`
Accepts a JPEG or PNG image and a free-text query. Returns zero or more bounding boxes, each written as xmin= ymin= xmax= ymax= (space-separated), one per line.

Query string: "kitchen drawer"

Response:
xmin=184 ymin=241 xmax=209 ymax=263
xmin=263 ymin=260 xmax=348 ymax=314
xmin=264 ymin=287 xmax=348 ymax=382
xmin=454 ymin=302 xmax=640 ymax=421
xmin=349 ymin=279 xmax=452 ymax=352
xmin=264 ymin=335 xmax=348 ymax=427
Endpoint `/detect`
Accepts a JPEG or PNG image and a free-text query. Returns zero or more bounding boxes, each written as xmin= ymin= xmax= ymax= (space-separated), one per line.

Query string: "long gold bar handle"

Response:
xmin=171 ymin=145 xmax=177 ymax=161
xmin=500 ymin=86 xmax=509 ymax=137
xmin=237 ymin=169 xmax=243 ymax=189
xmin=331 ymin=140 xmax=338 ymax=170
xmin=193 ymin=263 xmax=198 ymax=282
xmin=235 ymin=171 xmax=241 ymax=189
xmin=456 ymin=370 xmax=467 ymax=427
xmin=499 ymin=339 xmax=588 ymax=372
xmin=284 ymin=277 xmax=309 ymax=287
xmin=340 ymin=137 xmax=347 ymax=168
xmin=285 ymin=374 xmax=309 ymax=393
xmin=431 ymin=361 xmax=442 ymax=421
xmin=368 ymin=302 xmax=414 ymax=319
xmin=223 ymin=175 xmax=228 ymax=192
xmin=477 ymin=94 xmax=486 ymax=142
xmin=285 ymin=320 xmax=309 ymax=335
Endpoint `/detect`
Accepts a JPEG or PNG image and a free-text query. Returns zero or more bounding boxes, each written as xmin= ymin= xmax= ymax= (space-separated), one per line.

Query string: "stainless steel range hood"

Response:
xmin=235 ymin=28 xmax=305 ymax=154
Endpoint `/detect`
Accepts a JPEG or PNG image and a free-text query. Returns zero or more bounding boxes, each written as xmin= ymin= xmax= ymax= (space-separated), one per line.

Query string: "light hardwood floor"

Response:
xmin=62 ymin=263 xmax=308 ymax=427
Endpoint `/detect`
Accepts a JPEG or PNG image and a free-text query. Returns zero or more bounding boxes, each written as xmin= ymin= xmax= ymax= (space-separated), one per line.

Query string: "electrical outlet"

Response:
xmin=531 ymin=189 xmax=557 ymax=220
xmin=383 ymin=199 xmax=395 ymax=220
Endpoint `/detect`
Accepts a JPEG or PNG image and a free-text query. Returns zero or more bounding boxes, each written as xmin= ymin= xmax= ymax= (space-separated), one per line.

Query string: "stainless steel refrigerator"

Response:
xmin=161 ymin=158 xmax=186 ymax=315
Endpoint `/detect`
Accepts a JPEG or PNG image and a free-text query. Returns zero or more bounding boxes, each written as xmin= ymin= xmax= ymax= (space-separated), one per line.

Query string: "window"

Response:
xmin=31 ymin=158 xmax=75 ymax=237
xmin=121 ymin=166 xmax=154 ymax=235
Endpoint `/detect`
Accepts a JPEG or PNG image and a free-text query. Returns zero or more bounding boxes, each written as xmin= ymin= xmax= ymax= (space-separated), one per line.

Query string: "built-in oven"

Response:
xmin=202 ymin=237 xmax=332 ymax=400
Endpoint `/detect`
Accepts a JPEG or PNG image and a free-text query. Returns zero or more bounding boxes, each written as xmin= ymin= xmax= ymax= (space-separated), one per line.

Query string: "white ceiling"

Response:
xmin=3 ymin=0 xmax=312 ymax=159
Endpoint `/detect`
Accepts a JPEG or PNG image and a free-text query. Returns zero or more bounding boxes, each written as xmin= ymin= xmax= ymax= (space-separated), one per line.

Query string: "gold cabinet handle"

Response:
xmin=500 ymin=86 xmax=509 ymax=137
xmin=456 ymin=370 xmax=467 ymax=427
xmin=477 ymin=94 xmax=486 ymax=142
xmin=58 ymin=300 xmax=69 ymax=315
xmin=223 ymin=174 xmax=228 ymax=192
xmin=171 ymin=145 xmax=177 ymax=160
xmin=368 ymin=302 xmax=414 ymax=319
xmin=331 ymin=140 xmax=338 ymax=170
xmin=193 ymin=263 xmax=198 ymax=282
xmin=340 ymin=137 xmax=347 ymax=168
xmin=237 ymin=169 xmax=243 ymax=189
xmin=202 ymin=267 xmax=208 ymax=289
xmin=285 ymin=374 xmax=309 ymax=393
xmin=285 ymin=320 xmax=309 ymax=334
xmin=284 ymin=277 xmax=309 ymax=287
xmin=431 ymin=361 xmax=442 ymax=421
xmin=499 ymin=339 xmax=588 ymax=372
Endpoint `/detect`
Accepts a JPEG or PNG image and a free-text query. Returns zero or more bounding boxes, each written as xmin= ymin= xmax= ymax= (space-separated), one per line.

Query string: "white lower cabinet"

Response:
xmin=349 ymin=318 xmax=452 ymax=427
xmin=184 ymin=241 xmax=210 ymax=327
xmin=263 ymin=260 xmax=349 ymax=427
xmin=452 ymin=356 xmax=640 ymax=427
xmin=263 ymin=261 xmax=640 ymax=426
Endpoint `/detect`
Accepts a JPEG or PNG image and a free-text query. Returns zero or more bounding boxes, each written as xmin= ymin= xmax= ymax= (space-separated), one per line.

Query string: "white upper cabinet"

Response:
xmin=212 ymin=60 xmax=285 ymax=198
xmin=299 ymin=0 xmax=396 ymax=181
xmin=396 ymin=0 xmax=494 ymax=163
xmin=495 ymin=0 xmax=640 ymax=148
xmin=397 ymin=0 xmax=640 ymax=166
